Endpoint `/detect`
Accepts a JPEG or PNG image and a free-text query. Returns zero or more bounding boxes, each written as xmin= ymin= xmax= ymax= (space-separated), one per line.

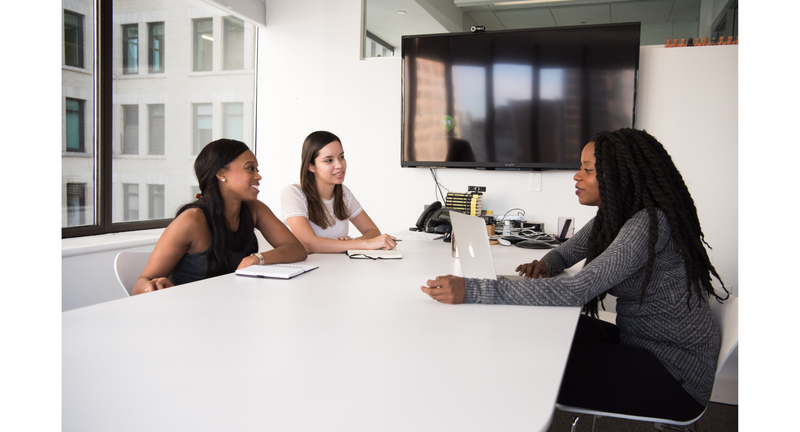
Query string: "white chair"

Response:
xmin=113 ymin=252 xmax=151 ymax=297
xmin=557 ymin=293 xmax=739 ymax=432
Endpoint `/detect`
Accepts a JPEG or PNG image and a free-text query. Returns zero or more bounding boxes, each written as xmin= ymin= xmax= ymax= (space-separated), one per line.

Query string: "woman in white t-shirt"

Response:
xmin=280 ymin=131 xmax=397 ymax=253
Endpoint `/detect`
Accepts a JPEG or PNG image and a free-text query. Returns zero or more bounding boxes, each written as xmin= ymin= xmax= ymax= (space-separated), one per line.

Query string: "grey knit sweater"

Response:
xmin=464 ymin=209 xmax=720 ymax=405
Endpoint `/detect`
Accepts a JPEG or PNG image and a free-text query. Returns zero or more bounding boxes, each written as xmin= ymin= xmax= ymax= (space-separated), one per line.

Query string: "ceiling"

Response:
xmin=366 ymin=0 xmax=708 ymax=53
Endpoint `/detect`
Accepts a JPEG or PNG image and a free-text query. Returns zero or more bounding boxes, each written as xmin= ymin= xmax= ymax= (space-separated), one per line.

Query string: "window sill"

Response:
xmin=62 ymin=65 xmax=92 ymax=75
xmin=62 ymin=228 xmax=164 ymax=258
xmin=63 ymin=151 xmax=93 ymax=157
xmin=114 ymin=154 xmax=167 ymax=159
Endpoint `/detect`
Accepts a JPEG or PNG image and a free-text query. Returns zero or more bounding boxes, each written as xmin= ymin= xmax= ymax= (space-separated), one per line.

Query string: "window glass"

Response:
xmin=148 ymin=22 xmax=165 ymax=73
xmin=224 ymin=17 xmax=244 ymax=70
xmin=122 ymin=105 xmax=139 ymax=154
xmin=64 ymin=10 xmax=84 ymax=68
xmin=148 ymin=104 xmax=165 ymax=155
xmin=122 ymin=24 xmax=139 ymax=74
xmin=110 ymin=0 xmax=256 ymax=225
xmin=193 ymin=18 xmax=213 ymax=72
xmin=224 ymin=102 xmax=244 ymax=141
xmin=62 ymin=1 xmax=95 ymax=230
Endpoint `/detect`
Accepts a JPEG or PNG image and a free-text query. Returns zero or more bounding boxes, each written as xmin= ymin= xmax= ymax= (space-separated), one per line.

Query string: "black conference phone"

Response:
xmin=413 ymin=201 xmax=453 ymax=234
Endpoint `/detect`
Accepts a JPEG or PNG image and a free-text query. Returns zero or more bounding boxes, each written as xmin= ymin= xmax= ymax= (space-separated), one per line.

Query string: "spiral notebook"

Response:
xmin=235 ymin=263 xmax=319 ymax=279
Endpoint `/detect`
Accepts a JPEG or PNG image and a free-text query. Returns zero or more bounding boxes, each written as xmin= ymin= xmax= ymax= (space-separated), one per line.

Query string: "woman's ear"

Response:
xmin=216 ymin=168 xmax=227 ymax=182
xmin=308 ymin=163 xmax=316 ymax=174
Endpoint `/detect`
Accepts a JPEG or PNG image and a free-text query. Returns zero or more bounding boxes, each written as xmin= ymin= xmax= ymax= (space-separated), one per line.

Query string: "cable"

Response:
xmin=429 ymin=168 xmax=449 ymax=203
xmin=500 ymin=208 xmax=526 ymax=221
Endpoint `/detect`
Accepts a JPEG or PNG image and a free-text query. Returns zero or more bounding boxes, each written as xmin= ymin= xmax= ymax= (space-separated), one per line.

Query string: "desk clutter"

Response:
xmin=665 ymin=35 xmax=738 ymax=47
xmin=445 ymin=191 xmax=482 ymax=216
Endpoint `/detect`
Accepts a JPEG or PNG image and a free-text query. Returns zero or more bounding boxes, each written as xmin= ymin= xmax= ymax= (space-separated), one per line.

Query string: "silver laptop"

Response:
xmin=449 ymin=211 xmax=523 ymax=281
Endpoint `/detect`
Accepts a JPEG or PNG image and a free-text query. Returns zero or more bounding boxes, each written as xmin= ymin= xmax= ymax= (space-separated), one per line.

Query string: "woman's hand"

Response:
xmin=515 ymin=260 xmax=550 ymax=280
xmin=421 ymin=275 xmax=465 ymax=304
xmin=237 ymin=255 xmax=261 ymax=270
xmin=142 ymin=277 xmax=174 ymax=293
xmin=364 ymin=234 xmax=397 ymax=250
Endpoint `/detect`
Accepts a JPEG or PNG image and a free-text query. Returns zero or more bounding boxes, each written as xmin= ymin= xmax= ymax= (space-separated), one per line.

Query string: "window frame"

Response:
xmin=148 ymin=21 xmax=165 ymax=73
xmin=62 ymin=0 xmax=259 ymax=239
xmin=193 ymin=18 xmax=213 ymax=72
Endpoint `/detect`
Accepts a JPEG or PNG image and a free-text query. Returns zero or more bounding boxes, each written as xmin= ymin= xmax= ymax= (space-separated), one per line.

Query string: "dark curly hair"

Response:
xmin=583 ymin=128 xmax=728 ymax=317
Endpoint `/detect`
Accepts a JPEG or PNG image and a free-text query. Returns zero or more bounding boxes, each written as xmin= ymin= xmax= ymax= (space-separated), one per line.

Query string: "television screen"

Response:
xmin=401 ymin=23 xmax=640 ymax=170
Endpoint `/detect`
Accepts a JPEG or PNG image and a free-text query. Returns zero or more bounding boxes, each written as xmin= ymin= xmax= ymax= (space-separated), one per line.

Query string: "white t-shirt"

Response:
xmin=280 ymin=184 xmax=364 ymax=239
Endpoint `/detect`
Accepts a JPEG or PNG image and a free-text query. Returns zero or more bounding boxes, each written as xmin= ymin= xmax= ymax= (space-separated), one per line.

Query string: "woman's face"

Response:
xmin=309 ymin=140 xmax=346 ymax=187
xmin=573 ymin=142 xmax=601 ymax=207
xmin=218 ymin=150 xmax=261 ymax=201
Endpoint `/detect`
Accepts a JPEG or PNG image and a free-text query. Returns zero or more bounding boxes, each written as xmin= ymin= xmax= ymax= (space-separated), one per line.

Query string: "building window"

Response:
xmin=66 ymin=98 xmax=85 ymax=152
xmin=223 ymin=102 xmax=244 ymax=141
xmin=122 ymin=24 xmax=138 ymax=74
xmin=193 ymin=103 xmax=212 ymax=154
xmin=148 ymin=184 xmax=165 ymax=219
xmin=66 ymin=183 xmax=86 ymax=226
xmin=122 ymin=105 xmax=139 ymax=154
xmin=64 ymin=10 xmax=84 ymax=68
xmin=123 ymin=183 xmax=139 ymax=221
xmin=148 ymin=22 xmax=165 ymax=73
xmin=193 ymin=18 xmax=213 ymax=72
xmin=148 ymin=104 xmax=165 ymax=155
xmin=223 ymin=17 xmax=244 ymax=70
xmin=191 ymin=185 xmax=201 ymax=201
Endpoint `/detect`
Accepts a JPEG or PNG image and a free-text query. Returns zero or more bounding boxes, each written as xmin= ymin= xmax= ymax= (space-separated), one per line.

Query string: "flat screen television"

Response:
xmin=401 ymin=23 xmax=640 ymax=170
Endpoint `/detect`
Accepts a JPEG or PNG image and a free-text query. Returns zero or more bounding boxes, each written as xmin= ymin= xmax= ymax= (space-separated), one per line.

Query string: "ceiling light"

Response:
xmin=494 ymin=0 xmax=569 ymax=5
xmin=202 ymin=34 xmax=213 ymax=41
xmin=397 ymin=10 xmax=407 ymax=15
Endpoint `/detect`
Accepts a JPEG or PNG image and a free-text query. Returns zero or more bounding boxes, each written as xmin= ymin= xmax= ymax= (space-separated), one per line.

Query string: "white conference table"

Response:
xmin=63 ymin=239 xmax=582 ymax=432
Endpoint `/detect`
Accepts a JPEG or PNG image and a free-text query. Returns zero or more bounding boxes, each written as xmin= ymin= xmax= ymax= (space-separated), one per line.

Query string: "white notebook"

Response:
xmin=235 ymin=263 xmax=319 ymax=279
xmin=346 ymin=250 xmax=403 ymax=260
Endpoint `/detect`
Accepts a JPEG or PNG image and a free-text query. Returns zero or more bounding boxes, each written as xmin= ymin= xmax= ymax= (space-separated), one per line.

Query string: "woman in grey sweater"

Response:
xmin=421 ymin=128 xmax=728 ymax=421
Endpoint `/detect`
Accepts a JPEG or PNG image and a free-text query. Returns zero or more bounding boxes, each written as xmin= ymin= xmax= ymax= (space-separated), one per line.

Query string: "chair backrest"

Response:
xmin=709 ymin=293 xmax=738 ymax=376
xmin=114 ymin=252 xmax=151 ymax=297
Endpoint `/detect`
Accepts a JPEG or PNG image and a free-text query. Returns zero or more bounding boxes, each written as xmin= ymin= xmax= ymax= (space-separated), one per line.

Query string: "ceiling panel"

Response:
xmin=551 ymin=5 xmax=612 ymax=26
xmin=464 ymin=10 xmax=506 ymax=30
xmin=494 ymin=8 xmax=558 ymax=29
xmin=612 ymin=0 xmax=674 ymax=24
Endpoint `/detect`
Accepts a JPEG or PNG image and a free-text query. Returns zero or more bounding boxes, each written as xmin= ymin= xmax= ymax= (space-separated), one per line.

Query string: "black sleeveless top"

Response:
xmin=168 ymin=204 xmax=257 ymax=286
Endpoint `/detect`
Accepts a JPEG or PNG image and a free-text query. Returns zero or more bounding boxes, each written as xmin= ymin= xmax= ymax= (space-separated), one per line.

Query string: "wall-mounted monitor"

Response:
xmin=401 ymin=23 xmax=640 ymax=170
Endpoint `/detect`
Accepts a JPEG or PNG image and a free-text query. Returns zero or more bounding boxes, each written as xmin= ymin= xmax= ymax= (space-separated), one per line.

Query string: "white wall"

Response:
xmin=256 ymin=0 xmax=738 ymax=296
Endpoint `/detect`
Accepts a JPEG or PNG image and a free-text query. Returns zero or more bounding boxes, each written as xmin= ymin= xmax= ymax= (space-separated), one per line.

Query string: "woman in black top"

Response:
xmin=133 ymin=139 xmax=306 ymax=295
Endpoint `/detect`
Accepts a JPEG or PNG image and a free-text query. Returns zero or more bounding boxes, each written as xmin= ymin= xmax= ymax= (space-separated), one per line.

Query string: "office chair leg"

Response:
xmin=653 ymin=423 xmax=695 ymax=432
xmin=570 ymin=416 xmax=579 ymax=432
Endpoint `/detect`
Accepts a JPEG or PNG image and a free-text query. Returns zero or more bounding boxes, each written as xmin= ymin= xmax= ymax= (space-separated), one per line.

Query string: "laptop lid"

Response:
xmin=450 ymin=211 xmax=497 ymax=280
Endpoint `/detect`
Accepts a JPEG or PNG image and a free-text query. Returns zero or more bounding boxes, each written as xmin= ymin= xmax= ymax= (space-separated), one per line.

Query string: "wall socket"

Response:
xmin=529 ymin=173 xmax=542 ymax=192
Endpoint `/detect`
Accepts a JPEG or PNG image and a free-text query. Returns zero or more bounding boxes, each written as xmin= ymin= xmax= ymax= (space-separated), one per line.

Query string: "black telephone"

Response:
xmin=413 ymin=201 xmax=453 ymax=234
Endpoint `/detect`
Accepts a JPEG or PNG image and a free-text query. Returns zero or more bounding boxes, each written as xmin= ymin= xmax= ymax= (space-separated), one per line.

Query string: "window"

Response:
xmin=64 ymin=10 xmax=84 ymax=68
xmin=223 ymin=17 xmax=244 ymax=70
xmin=122 ymin=105 xmax=139 ymax=154
xmin=148 ymin=22 xmax=165 ymax=73
xmin=148 ymin=104 xmax=165 ymax=155
xmin=65 ymin=98 xmax=85 ymax=152
xmin=193 ymin=103 xmax=212 ymax=154
xmin=223 ymin=102 xmax=244 ymax=141
xmin=148 ymin=184 xmax=165 ymax=219
xmin=66 ymin=183 xmax=86 ymax=226
xmin=193 ymin=18 xmax=213 ymax=71
xmin=122 ymin=24 xmax=139 ymax=74
xmin=63 ymin=0 xmax=258 ymax=237
xmin=123 ymin=183 xmax=139 ymax=221
xmin=364 ymin=31 xmax=394 ymax=58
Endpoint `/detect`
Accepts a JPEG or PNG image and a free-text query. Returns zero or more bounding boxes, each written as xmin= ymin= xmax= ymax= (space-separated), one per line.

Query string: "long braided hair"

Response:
xmin=582 ymin=128 xmax=728 ymax=317
xmin=176 ymin=139 xmax=257 ymax=278
xmin=299 ymin=131 xmax=350 ymax=229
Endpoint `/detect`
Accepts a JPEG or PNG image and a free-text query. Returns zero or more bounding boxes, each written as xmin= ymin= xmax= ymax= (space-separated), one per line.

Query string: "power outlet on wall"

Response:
xmin=529 ymin=173 xmax=542 ymax=192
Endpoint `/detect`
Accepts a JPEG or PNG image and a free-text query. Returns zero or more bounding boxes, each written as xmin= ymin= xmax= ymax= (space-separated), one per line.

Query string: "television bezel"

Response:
xmin=400 ymin=22 xmax=641 ymax=171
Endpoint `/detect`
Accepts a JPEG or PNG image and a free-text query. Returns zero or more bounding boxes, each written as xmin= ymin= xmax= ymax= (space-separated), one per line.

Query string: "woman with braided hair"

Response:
xmin=421 ymin=128 xmax=728 ymax=420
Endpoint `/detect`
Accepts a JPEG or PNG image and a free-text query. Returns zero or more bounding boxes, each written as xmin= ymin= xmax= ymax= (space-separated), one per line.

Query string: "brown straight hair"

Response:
xmin=299 ymin=131 xmax=350 ymax=229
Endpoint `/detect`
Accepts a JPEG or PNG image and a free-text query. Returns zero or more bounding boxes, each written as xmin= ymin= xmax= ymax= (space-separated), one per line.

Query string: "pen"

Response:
xmin=395 ymin=239 xmax=402 ymax=242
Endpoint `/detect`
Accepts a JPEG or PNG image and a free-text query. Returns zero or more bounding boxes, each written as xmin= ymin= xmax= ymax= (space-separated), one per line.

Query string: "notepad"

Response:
xmin=346 ymin=250 xmax=403 ymax=260
xmin=235 ymin=263 xmax=319 ymax=279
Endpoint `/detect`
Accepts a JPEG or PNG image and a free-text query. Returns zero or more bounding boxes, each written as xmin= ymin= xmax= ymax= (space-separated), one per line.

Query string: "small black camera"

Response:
xmin=470 ymin=25 xmax=485 ymax=33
